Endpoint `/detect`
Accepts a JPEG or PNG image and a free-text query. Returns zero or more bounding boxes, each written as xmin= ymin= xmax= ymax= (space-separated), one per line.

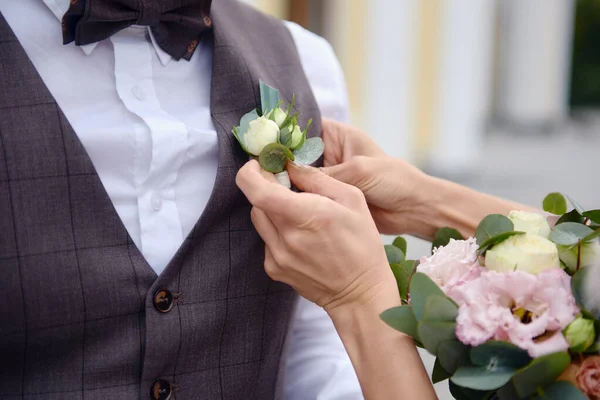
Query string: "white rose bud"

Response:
xmin=485 ymin=233 xmax=560 ymax=274
xmin=508 ymin=210 xmax=551 ymax=239
xmin=272 ymin=108 xmax=287 ymax=128
xmin=290 ymin=125 xmax=303 ymax=149
xmin=558 ymin=239 xmax=600 ymax=274
xmin=244 ymin=116 xmax=280 ymax=156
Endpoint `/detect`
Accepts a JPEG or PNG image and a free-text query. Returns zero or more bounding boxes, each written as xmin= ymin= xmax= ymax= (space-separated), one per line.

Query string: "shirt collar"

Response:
xmin=43 ymin=0 xmax=173 ymax=65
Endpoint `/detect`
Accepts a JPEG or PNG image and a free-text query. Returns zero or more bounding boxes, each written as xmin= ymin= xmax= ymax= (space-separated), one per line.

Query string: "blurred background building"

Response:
xmin=242 ymin=1 xmax=600 ymax=398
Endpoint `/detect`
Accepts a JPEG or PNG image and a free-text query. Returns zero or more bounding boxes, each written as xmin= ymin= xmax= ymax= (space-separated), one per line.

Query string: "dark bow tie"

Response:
xmin=62 ymin=0 xmax=213 ymax=61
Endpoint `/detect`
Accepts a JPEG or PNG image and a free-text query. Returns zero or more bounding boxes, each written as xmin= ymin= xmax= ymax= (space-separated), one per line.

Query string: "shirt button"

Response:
xmin=153 ymin=289 xmax=174 ymax=313
xmin=132 ymin=85 xmax=146 ymax=101
xmin=151 ymin=193 xmax=163 ymax=211
xmin=150 ymin=379 xmax=172 ymax=400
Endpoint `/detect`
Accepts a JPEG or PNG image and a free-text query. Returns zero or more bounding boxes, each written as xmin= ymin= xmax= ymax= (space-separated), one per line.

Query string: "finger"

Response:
xmin=287 ymin=162 xmax=365 ymax=209
xmin=321 ymin=118 xmax=344 ymax=167
xmin=263 ymin=246 xmax=281 ymax=281
xmin=321 ymin=156 xmax=374 ymax=191
xmin=250 ymin=207 xmax=281 ymax=249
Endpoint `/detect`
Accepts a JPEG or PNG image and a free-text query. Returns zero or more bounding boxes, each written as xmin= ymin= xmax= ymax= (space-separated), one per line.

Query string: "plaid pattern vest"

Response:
xmin=0 ymin=1 xmax=321 ymax=398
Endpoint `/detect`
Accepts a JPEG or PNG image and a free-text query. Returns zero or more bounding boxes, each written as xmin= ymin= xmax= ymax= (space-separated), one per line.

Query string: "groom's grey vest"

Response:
xmin=0 ymin=1 xmax=321 ymax=399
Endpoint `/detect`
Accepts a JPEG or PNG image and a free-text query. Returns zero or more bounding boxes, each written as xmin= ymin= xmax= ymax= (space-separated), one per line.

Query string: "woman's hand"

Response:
xmin=235 ymin=160 xmax=396 ymax=314
xmin=321 ymin=118 xmax=536 ymax=240
xmin=321 ymin=119 xmax=435 ymax=237
xmin=236 ymin=159 xmax=437 ymax=400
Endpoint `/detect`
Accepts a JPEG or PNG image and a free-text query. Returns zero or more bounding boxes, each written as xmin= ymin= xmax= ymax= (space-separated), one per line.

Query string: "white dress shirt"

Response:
xmin=0 ymin=0 xmax=361 ymax=398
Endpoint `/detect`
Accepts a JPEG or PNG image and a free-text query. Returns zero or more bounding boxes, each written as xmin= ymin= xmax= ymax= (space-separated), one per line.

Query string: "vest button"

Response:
xmin=151 ymin=379 xmax=172 ymax=400
xmin=153 ymin=289 xmax=174 ymax=313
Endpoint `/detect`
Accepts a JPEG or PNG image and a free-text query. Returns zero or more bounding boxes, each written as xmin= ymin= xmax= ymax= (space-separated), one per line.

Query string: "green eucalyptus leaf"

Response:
xmin=511 ymin=351 xmax=571 ymax=398
xmin=476 ymin=231 xmax=525 ymax=256
xmin=259 ymin=80 xmax=279 ymax=114
xmin=258 ymin=143 xmax=294 ymax=173
xmin=409 ymin=273 xmax=446 ymax=320
xmin=423 ymin=295 xmax=459 ymax=322
xmin=400 ymin=260 xmax=417 ymax=276
xmin=582 ymin=228 xmax=600 ymax=243
xmin=279 ymin=126 xmax=293 ymax=148
xmin=470 ymin=341 xmax=531 ymax=370
xmin=475 ymin=215 xmax=514 ymax=247
xmin=392 ymin=236 xmax=408 ymax=254
xmin=432 ymin=358 xmax=452 ymax=384
xmin=385 ymin=245 xmax=405 ymax=264
xmin=543 ymin=192 xmax=568 ymax=215
xmin=438 ymin=340 xmax=469 ymax=375
xmin=556 ymin=209 xmax=585 ymax=226
xmin=390 ymin=263 xmax=409 ymax=301
xmin=390 ymin=260 xmax=416 ymax=302
xmin=450 ymin=340 xmax=531 ymax=392
xmin=531 ymin=381 xmax=588 ymax=400
xmin=549 ymin=222 xmax=594 ymax=246
xmin=380 ymin=306 xmax=419 ymax=340
xmin=583 ymin=210 xmax=600 ymax=224
xmin=418 ymin=320 xmax=456 ymax=355
xmin=292 ymin=137 xmax=324 ymax=165
xmin=432 ymin=227 xmax=464 ymax=252
xmin=566 ymin=195 xmax=586 ymax=214
xmin=572 ymin=267 xmax=600 ymax=318
xmin=451 ymin=364 xmax=515 ymax=391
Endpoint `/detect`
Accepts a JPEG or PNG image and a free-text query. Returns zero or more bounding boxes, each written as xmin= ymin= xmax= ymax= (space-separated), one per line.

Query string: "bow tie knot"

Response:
xmin=135 ymin=3 xmax=162 ymax=26
xmin=62 ymin=0 xmax=212 ymax=61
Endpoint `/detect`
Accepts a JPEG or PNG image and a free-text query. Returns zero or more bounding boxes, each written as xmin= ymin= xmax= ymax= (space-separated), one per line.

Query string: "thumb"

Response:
xmin=287 ymin=162 xmax=364 ymax=209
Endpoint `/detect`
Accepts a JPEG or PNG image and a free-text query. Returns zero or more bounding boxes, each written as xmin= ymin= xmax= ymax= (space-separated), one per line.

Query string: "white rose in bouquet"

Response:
xmin=485 ymin=233 xmax=560 ymax=274
xmin=244 ymin=116 xmax=280 ymax=156
xmin=508 ymin=210 xmax=551 ymax=238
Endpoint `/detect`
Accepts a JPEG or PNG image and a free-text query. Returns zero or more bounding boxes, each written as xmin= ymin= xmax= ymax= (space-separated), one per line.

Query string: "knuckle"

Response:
xmin=352 ymin=156 xmax=371 ymax=175
xmin=264 ymin=259 xmax=278 ymax=278
xmin=346 ymin=185 xmax=366 ymax=204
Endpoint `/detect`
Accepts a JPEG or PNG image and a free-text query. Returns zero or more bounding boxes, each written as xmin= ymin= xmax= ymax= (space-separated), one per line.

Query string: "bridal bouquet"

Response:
xmin=382 ymin=193 xmax=600 ymax=399
xmin=231 ymin=81 xmax=323 ymax=188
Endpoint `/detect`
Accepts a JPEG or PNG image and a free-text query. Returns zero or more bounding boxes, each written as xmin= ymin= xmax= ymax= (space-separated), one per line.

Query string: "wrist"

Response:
xmin=327 ymin=276 xmax=400 ymax=331
xmin=402 ymin=173 xmax=452 ymax=240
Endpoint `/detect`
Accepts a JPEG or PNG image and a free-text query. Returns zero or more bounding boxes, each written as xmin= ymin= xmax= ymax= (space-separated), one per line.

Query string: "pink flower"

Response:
xmin=453 ymin=269 xmax=579 ymax=358
xmin=417 ymin=238 xmax=483 ymax=299
xmin=577 ymin=356 xmax=600 ymax=399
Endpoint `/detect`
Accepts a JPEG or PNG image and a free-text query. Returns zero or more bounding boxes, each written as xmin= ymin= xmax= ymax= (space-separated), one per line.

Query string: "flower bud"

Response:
xmin=290 ymin=125 xmax=303 ymax=149
xmin=564 ymin=318 xmax=596 ymax=353
xmin=244 ymin=116 xmax=280 ymax=156
xmin=508 ymin=210 xmax=551 ymax=239
xmin=485 ymin=233 xmax=560 ymax=274
xmin=272 ymin=108 xmax=287 ymax=128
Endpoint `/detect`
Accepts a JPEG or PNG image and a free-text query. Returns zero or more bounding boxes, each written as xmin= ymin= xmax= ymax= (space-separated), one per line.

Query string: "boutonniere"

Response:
xmin=232 ymin=81 xmax=324 ymax=188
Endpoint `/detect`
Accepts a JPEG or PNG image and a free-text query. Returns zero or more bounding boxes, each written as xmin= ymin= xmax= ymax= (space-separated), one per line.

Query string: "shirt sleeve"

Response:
xmin=281 ymin=21 xmax=363 ymax=400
